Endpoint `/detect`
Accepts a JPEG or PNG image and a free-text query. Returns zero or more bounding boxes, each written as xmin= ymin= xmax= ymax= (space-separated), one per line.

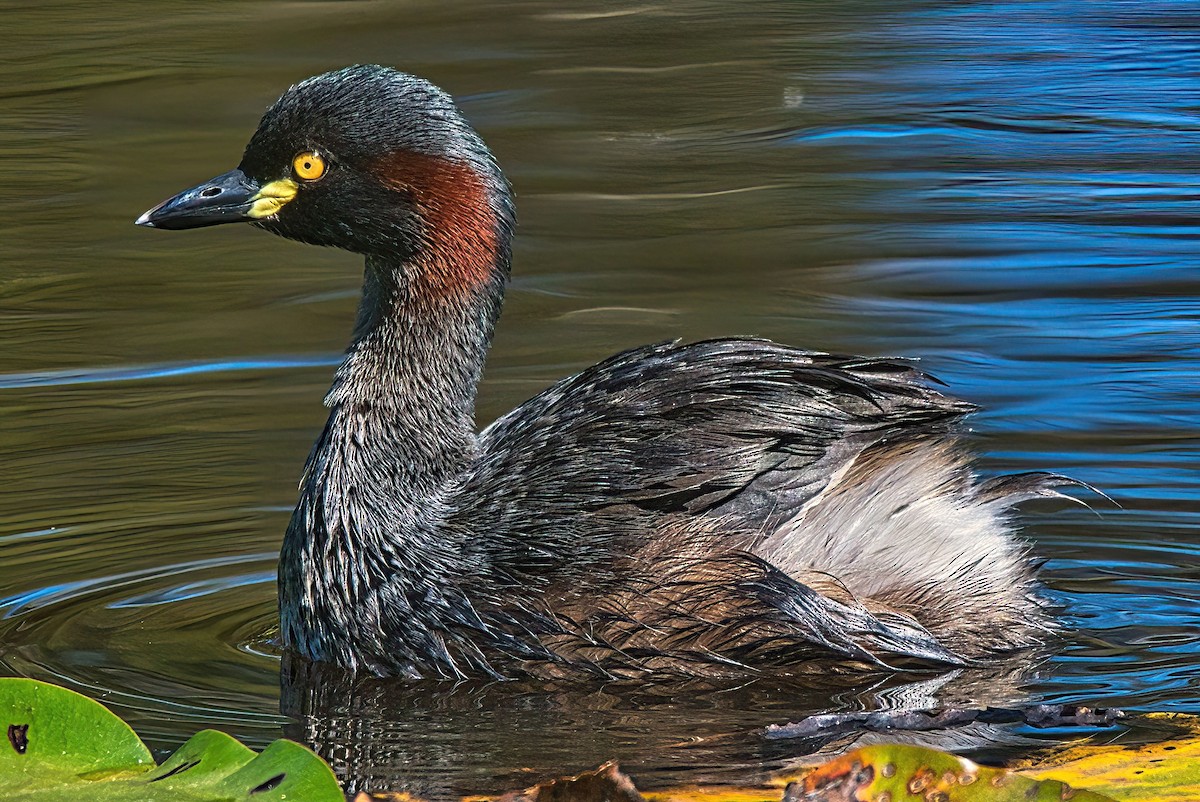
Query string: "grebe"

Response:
xmin=138 ymin=65 xmax=1070 ymax=680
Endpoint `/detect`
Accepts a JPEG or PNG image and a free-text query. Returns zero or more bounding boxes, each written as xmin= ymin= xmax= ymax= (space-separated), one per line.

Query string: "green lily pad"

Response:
xmin=0 ymin=678 xmax=342 ymax=801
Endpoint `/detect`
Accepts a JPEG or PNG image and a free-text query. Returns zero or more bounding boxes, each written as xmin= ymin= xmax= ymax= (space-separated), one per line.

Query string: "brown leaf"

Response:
xmin=493 ymin=761 xmax=646 ymax=802
xmin=353 ymin=792 xmax=430 ymax=802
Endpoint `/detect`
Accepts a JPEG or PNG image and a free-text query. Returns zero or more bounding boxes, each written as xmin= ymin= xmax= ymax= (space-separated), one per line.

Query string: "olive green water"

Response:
xmin=2 ymin=1 xmax=1198 ymax=798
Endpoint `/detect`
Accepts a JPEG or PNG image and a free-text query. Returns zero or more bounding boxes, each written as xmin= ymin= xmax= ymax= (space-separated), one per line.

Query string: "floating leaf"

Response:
xmin=496 ymin=761 xmax=646 ymax=802
xmin=1021 ymin=713 xmax=1200 ymax=802
xmin=645 ymin=786 xmax=781 ymax=802
xmin=0 ymin=678 xmax=342 ymax=801
xmin=789 ymin=743 xmax=1117 ymax=801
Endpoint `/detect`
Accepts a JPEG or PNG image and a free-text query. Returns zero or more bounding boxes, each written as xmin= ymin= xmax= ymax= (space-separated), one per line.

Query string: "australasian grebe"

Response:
xmin=137 ymin=65 xmax=1074 ymax=680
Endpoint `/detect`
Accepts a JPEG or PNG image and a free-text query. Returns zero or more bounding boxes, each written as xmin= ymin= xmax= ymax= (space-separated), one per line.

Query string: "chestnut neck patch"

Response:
xmin=373 ymin=149 xmax=502 ymax=300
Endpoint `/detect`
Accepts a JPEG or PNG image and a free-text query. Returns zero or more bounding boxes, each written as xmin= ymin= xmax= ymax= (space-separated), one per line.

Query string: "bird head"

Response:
xmin=138 ymin=65 xmax=513 ymax=271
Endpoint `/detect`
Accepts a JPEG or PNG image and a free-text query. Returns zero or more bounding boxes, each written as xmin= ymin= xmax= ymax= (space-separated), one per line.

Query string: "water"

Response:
xmin=1 ymin=0 xmax=1198 ymax=796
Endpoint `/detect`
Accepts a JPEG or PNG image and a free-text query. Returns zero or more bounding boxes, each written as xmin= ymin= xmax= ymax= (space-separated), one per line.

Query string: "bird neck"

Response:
xmin=296 ymin=179 xmax=513 ymax=545
xmin=322 ymin=250 xmax=507 ymax=494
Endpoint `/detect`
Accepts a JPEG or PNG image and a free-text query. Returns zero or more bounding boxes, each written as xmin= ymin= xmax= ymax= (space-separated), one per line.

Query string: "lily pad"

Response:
xmin=789 ymin=743 xmax=1118 ymax=801
xmin=1022 ymin=712 xmax=1200 ymax=802
xmin=0 ymin=678 xmax=342 ymax=801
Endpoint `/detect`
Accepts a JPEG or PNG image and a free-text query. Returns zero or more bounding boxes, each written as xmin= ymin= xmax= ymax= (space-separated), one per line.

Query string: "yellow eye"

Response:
xmin=292 ymin=151 xmax=326 ymax=181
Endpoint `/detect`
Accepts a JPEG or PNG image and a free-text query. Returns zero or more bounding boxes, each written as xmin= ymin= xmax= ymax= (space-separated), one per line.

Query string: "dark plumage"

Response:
xmin=138 ymin=65 xmax=1073 ymax=680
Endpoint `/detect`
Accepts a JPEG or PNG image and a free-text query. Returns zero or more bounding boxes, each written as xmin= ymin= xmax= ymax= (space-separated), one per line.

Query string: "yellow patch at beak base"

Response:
xmin=247 ymin=179 xmax=299 ymax=219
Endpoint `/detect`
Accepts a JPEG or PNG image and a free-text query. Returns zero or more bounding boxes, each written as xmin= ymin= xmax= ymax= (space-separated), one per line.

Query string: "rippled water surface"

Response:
xmin=2 ymin=0 xmax=1198 ymax=797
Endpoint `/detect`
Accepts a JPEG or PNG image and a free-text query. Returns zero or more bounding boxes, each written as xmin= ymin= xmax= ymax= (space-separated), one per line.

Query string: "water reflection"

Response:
xmin=0 ymin=0 xmax=1197 ymax=793
xmin=279 ymin=656 xmax=1051 ymax=799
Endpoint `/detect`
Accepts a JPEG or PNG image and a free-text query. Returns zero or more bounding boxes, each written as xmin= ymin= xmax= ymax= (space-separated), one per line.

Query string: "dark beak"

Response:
xmin=135 ymin=169 xmax=262 ymax=230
